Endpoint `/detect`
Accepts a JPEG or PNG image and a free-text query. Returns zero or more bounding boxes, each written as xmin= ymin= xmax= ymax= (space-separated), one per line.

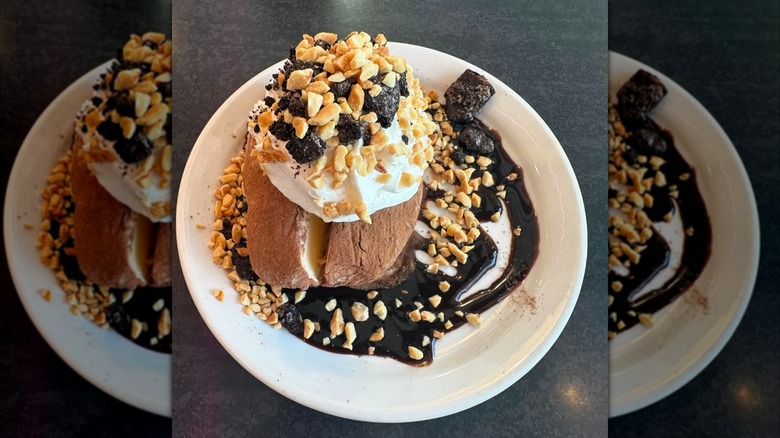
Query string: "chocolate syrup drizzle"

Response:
xmin=608 ymin=119 xmax=712 ymax=335
xmin=104 ymin=285 xmax=172 ymax=353
xmin=237 ymin=122 xmax=538 ymax=365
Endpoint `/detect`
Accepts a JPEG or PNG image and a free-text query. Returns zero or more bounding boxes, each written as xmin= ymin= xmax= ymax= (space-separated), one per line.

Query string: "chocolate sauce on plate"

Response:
xmin=608 ymin=126 xmax=711 ymax=334
xmin=235 ymin=121 xmax=539 ymax=365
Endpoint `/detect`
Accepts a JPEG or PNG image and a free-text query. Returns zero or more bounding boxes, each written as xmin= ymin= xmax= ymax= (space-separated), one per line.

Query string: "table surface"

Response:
xmin=171 ymin=0 xmax=607 ymax=436
xmin=0 ymin=1 xmax=173 ymax=436
xmin=608 ymin=0 xmax=780 ymax=436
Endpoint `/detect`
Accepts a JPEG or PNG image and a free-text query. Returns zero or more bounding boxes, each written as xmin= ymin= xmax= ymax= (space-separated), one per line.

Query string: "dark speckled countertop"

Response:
xmin=171 ymin=0 xmax=607 ymax=436
xmin=608 ymin=0 xmax=780 ymax=436
xmin=0 ymin=1 xmax=172 ymax=436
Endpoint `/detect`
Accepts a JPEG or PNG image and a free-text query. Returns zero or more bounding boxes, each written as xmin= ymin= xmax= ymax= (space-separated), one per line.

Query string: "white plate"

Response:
xmin=177 ymin=43 xmax=587 ymax=422
xmin=3 ymin=61 xmax=172 ymax=417
xmin=608 ymin=52 xmax=760 ymax=417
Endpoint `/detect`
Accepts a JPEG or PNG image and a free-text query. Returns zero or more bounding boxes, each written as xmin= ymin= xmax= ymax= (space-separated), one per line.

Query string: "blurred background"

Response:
xmin=0 ymin=1 xmax=172 ymax=435
xmin=608 ymin=0 xmax=779 ymax=435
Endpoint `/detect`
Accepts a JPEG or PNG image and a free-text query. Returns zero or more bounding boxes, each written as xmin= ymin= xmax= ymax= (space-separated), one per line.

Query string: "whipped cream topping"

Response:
xmin=247 ymin=32 xmax=436 ymax=223
xmin=75 ymin=32 xmax=172 ymax=222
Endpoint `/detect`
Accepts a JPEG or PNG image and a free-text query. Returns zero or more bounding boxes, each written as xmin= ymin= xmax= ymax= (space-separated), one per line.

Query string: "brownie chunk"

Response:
xmin=617 ymin=69 xmax=667 ymax=123
xmin=286 ymin=95 xmax=308 ymax=118
xmin=331 ymin=80 xmax=353 ymax=100
xmin=397 ymin=71 xmax=409 ymax=97
xmin=113 ymin=131 xmax=153 ymax=163
xmin=444 ymin=69 xmax=495 ymax=123
xmin=458 ymin=123 xmax=495 ymax=154
xmin=282 ymin=58 xmax=322 ymax=79
xmin=337 ymin=114 xmax=364 ymax=144
xmin=108 ymin=94 xmax=136 ymax=118
xmin=627 ymin=119 xmax=668 ymax=155
xmin=362 ymin=125 xmax=373 ymax=146
xmin=364 ymin=83 xmax=401 ymax=128
xmin=286 ymin=130 xmax=325 ymax=163
xmin=276 ymin=95 xmax=290 ymax=111
xmin=97 ymin=120 xmax=122 ymax=142
xmin=269 ymin=119 xmax=294 ymax=141
xmin=232 ymin=253 xmax=259 ymax=282
xmin=449 ymin=146 xmax=466 ymax=165
xmin=104 ymin=298 xmax=131 ymax=335
xmin=277 ymin=303 xmax=304 ymax=335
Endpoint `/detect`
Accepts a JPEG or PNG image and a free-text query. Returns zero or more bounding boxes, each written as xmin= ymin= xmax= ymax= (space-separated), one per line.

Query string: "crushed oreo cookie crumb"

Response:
xmin=364 ymin=83 xmax=400 ymax=128
xmin=287 ymin=95 xmax=308 ymax=118
xmin=113 ymin=131 xmax=153 ymax=163
xmin=286 ymin=130 xmax=325 ymax=163
xmin=337 ymin=114 xmax=363 ymax=144
xmin=331 ymin=80 xmax=353 ymax=99
xmin=269 ymin=119 xmax=294 ymax=141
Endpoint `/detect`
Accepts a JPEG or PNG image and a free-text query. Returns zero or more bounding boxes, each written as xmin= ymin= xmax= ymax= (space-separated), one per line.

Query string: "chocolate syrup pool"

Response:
xmin=237 ymin=121 xmax=539 ymax=366
xmin=608 ymin=125 xmax=712 ymax=336
xmin=56 ymin=239 xmax=172 ymax=354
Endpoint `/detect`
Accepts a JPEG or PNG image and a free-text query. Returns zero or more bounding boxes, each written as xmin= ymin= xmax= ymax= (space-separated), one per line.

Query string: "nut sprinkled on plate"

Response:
xmin=369 ymin=327 xmax=385 ymax=342
xmin=373 ymin=300 xmax=387 ymax=320
xmin=330 ymin=308 xmax=345 ymax=337
xmin=638 ymin=313 xmax=653 ymax=327
xmin=342 ymin=322 xmax=357 ymax=350
xmin=303 ymin=319 xmax=315 ymax=339
xmin=465 ymin=313 xmax=482 ymax=326
xmin=351 ymin=302 xmax=370 ymax=322
xmin=131 ymin=319 xmax=143 ymax=339
xmin=408 ymin=346 xmax=424 ymax=361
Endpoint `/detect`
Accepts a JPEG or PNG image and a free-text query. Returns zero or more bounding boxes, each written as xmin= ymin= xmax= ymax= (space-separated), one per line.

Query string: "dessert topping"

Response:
xmin=248 ymin=32 xmax=436 ymax=223
xmin=75 ymin=32 xmax=173 ymax=222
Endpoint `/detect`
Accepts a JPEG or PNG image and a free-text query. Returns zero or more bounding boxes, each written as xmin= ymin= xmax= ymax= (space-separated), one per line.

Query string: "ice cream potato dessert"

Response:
xmin=210 ymin=32 xmax=538 ymax=364
xmin=243 ymin=31 xmax=436 ymax=290
xmin=37 ymin=32 xmax=172 ymax=351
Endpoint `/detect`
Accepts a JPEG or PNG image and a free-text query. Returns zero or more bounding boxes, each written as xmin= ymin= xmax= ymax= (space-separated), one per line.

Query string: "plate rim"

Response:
xmin=176 ymin=42 xmax=587 ymax=422
xmin=607 ymin=50 xmax=761 ymax=417
xmin=3 ymin=60 xmax=172 ymax=418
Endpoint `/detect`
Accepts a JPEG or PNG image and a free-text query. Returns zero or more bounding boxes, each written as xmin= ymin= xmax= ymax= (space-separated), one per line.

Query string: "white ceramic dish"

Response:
xmin=608 ymin=52 xmax=760 ymax=417
xmin=177 ymin=43 xmax=587 ymax=422
xmin=3 ymin=61 xmax=171 ymax=417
